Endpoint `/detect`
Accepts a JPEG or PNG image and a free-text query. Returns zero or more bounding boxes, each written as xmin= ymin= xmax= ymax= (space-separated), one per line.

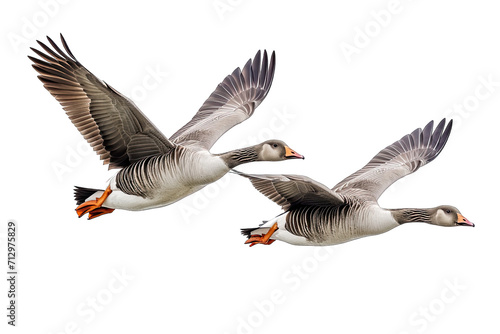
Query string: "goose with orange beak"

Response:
xmin=238 ymin=119 xmax=474 ymax=247
xmin=30 ymin=35 xmax=303 ymax=219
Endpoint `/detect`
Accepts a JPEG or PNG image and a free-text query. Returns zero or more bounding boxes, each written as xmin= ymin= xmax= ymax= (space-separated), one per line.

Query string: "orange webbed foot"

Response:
xmin=244 ymin=223 xmax=278 ymax=247
xmin=87 ymin=207 xmax=115 ymax=220
xmin=245 ymin=237 xmax=276 ymax=247
xmin=75 ymin=186 xmax=113 ymax=219
xmin=76 ymin=200 xmax=99 ymax=218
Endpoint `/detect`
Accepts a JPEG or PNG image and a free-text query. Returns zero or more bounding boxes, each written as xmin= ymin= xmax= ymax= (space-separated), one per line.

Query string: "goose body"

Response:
xmin=30 ymin=35 xmax=304 ymax=219
xmin=249 ymin=204 xmax=398 ymax=246
xmin=104 ymin=149 xmax=230 ymax=210
xmin=238 ymin=119 xmax=474 ymax=247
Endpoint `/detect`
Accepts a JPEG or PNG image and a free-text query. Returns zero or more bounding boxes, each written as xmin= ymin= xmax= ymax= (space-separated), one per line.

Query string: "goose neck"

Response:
xmin=218 ymin=146 xmax=260 ymax=168
xmin=390 ymin=208 xmax=433 ymax=225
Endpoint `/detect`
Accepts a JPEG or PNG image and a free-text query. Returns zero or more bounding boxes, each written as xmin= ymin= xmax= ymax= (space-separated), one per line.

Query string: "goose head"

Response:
xmin=218 ymin=140 xmax=304 ymax=168
xmin=432 ymin=205 xmax=474 ymax=227
xmin=257 ymin=140 xmax=304 ymax=161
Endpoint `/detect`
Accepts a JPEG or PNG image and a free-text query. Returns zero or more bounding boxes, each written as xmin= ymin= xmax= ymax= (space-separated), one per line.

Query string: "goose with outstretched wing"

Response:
xmin=237 ymin=119 xmax=473 ymax=246
xmin=29 ymin=35 xmax=303 ymax=219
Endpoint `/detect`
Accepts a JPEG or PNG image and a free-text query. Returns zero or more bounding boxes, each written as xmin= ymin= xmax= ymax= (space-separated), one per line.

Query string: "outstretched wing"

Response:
xmin=169 ymin=50 xmax=276 ymax=150
xmin=234 ymin=171 xmax=344 ymax=211
xmin=332 ymin=119 xmax=453 ymax=200
xmin=29 ymin=34 xmax=175 ymax=170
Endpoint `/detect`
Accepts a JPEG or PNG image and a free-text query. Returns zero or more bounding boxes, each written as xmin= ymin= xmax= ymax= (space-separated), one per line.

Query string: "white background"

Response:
xmin=1 ymin=0 xmax=498 ymax=333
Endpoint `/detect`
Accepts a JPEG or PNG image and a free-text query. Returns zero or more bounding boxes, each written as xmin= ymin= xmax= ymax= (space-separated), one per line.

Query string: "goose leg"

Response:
xmin=75 ymin=186 xmax=114 ymax=219
xmin=87 ymin=207 xmax=115 ymax=219
xmin=245 ymin=223 xmax=278 ymax=247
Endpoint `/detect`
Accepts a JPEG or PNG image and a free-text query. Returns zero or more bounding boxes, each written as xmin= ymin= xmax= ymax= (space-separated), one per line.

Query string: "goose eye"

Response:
xmin=445 ymin=209 xmax=451 ymax=214
xmin=272 ymin=144 xmax=278 ymax=148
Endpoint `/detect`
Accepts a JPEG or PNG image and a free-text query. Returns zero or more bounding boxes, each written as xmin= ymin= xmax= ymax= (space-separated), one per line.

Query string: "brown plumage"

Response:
xmin=238 ymin=119 xmax=474 ymax=247
xmin=29 ymin=35 xmax=174 ymax=169
xmin=29 ymin=34 xmax=303 ymax=219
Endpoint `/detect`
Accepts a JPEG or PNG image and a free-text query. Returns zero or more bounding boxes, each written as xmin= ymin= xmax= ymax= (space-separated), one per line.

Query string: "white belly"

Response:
xmin=264 ymin=206 xmax=399 ymax=246
xmin=103 ymin=183 xmax=207 ymax=210
xmin=100 ymin=152 xmax=229 ymax=211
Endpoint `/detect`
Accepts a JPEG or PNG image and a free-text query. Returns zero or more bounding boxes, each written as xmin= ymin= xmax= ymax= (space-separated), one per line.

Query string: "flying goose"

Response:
xmin=237 ymin=119 xmax=473 ymax=246
xmin=29 ymin=35 xmax=304 ymax=219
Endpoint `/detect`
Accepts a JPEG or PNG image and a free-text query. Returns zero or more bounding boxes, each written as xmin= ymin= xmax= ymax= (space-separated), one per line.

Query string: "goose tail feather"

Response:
xmin=241 ymin=226 xmax=272 ymax=237
xmin=74 ymin=186 xmax=104 ymax=205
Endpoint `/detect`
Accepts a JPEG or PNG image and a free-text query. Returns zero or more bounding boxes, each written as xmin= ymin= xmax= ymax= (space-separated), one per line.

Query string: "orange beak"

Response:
xmin=285 ymin=146 xmax=304 ymax=159
xmin=456 ymin=213 xmax=474 ymax=227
